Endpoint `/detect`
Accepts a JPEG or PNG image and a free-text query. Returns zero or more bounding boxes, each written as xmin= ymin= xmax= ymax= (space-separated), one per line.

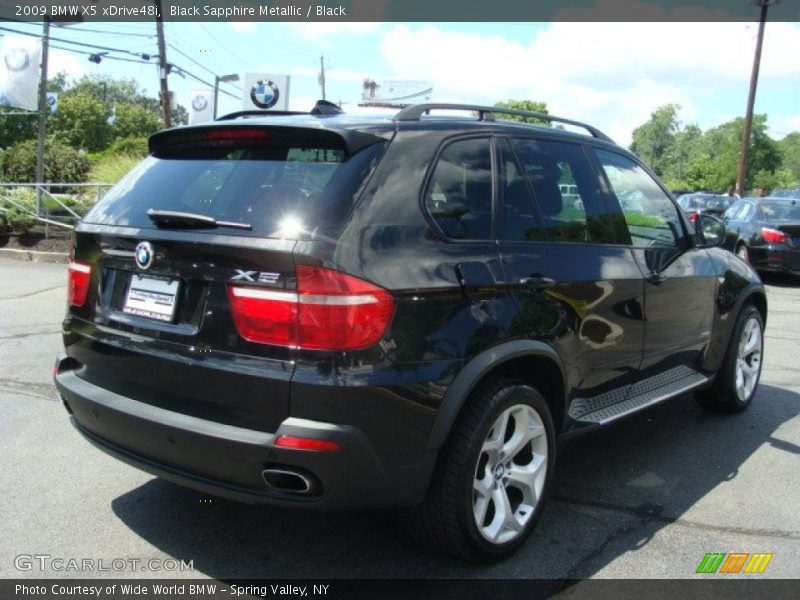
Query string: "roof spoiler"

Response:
xmin=394 ymin=103 xmax=613 ymax=143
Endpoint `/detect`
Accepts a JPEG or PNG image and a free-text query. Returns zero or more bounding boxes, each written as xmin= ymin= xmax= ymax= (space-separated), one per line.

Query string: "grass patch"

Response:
xmin=89 ymin=154 xmax=141 ymax=184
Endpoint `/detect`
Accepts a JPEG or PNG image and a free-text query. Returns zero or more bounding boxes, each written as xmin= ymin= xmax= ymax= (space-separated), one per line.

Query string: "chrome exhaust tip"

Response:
xmin=262 ymin=467 xmax=319 ymax=495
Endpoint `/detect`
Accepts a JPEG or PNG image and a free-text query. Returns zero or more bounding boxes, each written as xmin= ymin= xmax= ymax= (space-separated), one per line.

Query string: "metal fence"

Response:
xmin=0 ymin=182 xmax=114 ymax=233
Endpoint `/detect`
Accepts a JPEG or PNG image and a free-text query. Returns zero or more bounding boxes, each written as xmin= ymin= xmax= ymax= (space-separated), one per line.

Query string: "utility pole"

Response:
xmin=319 ymin=56 xmax=326 ymax=100
xmin=34 ymin=18 xmax=51 ymax=228
xmin=736 ymin=0 xmax=775 ymax=196
xmin=154 ymin=0 xmax=172 ymax=128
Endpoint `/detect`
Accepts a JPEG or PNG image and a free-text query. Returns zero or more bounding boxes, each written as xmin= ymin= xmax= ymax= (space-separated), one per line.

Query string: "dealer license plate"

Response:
xmin=123 ymin=275 xmax=179 ymax=322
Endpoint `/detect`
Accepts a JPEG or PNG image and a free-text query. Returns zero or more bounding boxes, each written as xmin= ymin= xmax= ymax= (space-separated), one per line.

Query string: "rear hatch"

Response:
xmin=65 ymin=122 xmax=388 ymax=433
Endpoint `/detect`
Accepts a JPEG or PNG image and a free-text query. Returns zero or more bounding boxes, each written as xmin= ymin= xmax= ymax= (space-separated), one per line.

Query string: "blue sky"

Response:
xmin=5 ymin=20 xmax=800 ymax=145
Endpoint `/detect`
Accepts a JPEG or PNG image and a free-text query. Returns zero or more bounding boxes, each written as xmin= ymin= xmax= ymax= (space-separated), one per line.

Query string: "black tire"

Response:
xmin=404 ymin=378 xmax=556 ymax=562
xmin=736 ymin=244 xmax=750 ymax=264
xmin=696 ymin=304 xmax=764 ymax=413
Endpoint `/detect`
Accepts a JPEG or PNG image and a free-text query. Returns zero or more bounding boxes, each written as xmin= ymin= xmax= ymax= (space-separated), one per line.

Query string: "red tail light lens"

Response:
xmin=274 ymin=435 xmax=341 ymax=452
xmin=687 ymin=212 xmax=698 ymax=223
xmin=67 ymin=261 xmax=92 ymax=307
xmin=228 ymin=266 xmax=394 ymax=351
xmin=208 ymin=128 xmax=268 ymax=142
xmin=761 ymin=228 xmax=787 ymax=244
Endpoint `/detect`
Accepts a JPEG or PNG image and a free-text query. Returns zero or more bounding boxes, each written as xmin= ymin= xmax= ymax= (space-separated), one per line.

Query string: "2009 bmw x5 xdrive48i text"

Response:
xmin=54 ymin=102 xmax=766 ymax=562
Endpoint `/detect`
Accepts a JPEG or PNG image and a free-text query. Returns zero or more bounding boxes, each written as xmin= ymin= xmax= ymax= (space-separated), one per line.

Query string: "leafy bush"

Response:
xmin=106 ymin=136 xmax=149 ymax=158
xmin=0 ymin=187 xmax=36 ymax=232
xmin=0 ymin=138 xmax=91 ymax=184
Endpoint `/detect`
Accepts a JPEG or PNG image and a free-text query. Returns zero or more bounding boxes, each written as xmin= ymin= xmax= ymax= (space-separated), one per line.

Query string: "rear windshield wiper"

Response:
xmin=146 ymin=209 xmax=252 ymax=231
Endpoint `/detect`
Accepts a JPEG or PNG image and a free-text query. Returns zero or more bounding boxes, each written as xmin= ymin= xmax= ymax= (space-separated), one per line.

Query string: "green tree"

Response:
xmin=629 ymin=104 xmax=681 ymax=176
xmin=113 ymin=104 xmax=162 ymax=139
xmin=66 ymin=75 xmax=186 ymax=128
xmin=493 ymin=99 xmax=549 ymax=125
xmin=50 ymin=93 xmax=112 ymax=152
xmin=662 ymin=124 xmax=703 ymax=189
xmin=0 ymin=138 xmax=91 ymax=183
xmin=776 ymin=132 xmax=800 ymax=186
xmin=698 ymin=115 xmax=781 ymax=192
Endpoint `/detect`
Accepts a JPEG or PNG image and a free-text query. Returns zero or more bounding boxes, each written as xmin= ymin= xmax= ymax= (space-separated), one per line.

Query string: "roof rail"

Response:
xmin=394 ymin=103 xmax=613 ymax=143
xmin=217 ymin=100 xmax=345 ymax=121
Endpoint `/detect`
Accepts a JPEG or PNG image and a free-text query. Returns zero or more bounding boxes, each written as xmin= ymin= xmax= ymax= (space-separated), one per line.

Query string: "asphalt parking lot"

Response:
xmin=1 ymin=256 xmax=798 ymax=580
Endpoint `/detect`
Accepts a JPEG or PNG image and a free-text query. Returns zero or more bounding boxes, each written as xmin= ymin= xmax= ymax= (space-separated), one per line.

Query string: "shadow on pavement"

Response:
xmin=111 ymin=384 xmax=799 ymax=579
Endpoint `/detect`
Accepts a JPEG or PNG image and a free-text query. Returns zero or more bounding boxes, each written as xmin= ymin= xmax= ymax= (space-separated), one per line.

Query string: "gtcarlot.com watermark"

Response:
xmin=14 ymin=554 xmax=194 ymax=573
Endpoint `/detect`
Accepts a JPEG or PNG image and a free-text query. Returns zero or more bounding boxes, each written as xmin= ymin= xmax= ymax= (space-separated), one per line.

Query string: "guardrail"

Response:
xmin=0 ymin=182 xmax=114 ymax=234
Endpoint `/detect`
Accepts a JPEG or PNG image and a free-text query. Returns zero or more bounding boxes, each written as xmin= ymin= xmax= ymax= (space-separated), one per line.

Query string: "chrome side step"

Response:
xmin=570 ymin=366 xmax=710 ymax=425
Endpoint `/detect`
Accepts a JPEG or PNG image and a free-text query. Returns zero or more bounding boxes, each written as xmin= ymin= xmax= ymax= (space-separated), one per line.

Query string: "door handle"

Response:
xmin=646 ymin=272 xmax=667 ymax=285
xmin=519 ymin=276 xmax=556 ymax=291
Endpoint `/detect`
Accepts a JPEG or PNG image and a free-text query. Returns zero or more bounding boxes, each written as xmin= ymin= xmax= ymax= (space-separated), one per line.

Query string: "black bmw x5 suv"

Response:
xmin=55 ymin=103 xmax=766 ymax=562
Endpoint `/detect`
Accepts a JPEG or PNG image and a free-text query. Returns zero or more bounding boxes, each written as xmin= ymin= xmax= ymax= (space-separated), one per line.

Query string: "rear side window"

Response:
xmin=83 ymin=129 xmax=386 ymax=238
xmin=425 ymin=138 xmax=493 ymax=240
xmin=509 ymin=138 xmax=615 ymax=244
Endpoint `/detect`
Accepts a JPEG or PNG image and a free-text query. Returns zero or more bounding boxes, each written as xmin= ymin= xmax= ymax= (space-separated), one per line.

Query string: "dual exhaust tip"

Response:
xmin=262 ymin=467 xmax=320 ymax=495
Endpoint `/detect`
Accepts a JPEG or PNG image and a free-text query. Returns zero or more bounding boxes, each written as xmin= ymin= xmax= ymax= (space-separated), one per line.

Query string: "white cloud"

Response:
xmin=290 ymin=22 xmax=382 ymax=40
xmin=379 ymin=22 xmax=800 ymax=145
xmin=228 ymin=22 xmax=257 ymax=34
xmin=48 ymin=49 xmax=87 ymax=82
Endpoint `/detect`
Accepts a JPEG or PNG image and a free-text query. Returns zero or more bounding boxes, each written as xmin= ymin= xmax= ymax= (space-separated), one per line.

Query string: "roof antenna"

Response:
xmin=311 ymin=100 xmax=344 ymax=116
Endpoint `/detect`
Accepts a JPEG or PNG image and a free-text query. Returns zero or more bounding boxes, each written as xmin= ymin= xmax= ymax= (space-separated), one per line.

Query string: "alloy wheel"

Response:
xmin=735 ymin=315 xmax=763 ymax=402
xmin=472 ymin=404 xmax=548 ymax=544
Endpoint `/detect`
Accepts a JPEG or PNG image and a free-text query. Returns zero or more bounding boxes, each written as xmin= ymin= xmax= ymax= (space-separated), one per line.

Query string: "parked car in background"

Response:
xmin=722 ymin=197 xmax=800 ymax=274
xmin=676 ymin=193 xmax=732 ymax=223
xmin=771 ymin=189 xmax=800 ymax=200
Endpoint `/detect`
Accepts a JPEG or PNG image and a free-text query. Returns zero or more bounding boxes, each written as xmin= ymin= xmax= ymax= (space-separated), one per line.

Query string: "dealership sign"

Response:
xmin=242 ymin=73 xmax=290 ymax=112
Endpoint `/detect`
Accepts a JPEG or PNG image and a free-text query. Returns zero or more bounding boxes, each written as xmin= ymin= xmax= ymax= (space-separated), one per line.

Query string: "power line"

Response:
xmin=0 ymin=25 xmax=157 ymax=60
xmin=0 ymin=18 xmax=155 ymax=38
xmin=196 ymin=23 xmax=258 ymax=71
xmin=48 ymin=43 xmax=156 ymax=65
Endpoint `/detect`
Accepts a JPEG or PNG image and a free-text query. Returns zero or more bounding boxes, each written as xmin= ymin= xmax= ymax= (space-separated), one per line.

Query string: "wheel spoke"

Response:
xmin=481 ymin=408 xmax=510 ymax=459
xmin=505 ymin=454 xmax=546 ymax=500
xmin=502 ymin=408 xmax=543 ymax=460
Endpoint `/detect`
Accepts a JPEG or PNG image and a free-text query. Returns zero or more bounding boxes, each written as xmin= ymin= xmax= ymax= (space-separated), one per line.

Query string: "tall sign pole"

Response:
xmin=34 ymin=18 xmax=51 ymax=221
xmin=155 ymin=0 xmax=172 ymax=128
xmin=736 ymin=0 xmax=774 ymax=196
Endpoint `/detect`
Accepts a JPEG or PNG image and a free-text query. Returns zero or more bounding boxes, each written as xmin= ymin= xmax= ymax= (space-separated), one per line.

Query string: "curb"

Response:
xmin=0 ymin=247 xmax=68 ymax=264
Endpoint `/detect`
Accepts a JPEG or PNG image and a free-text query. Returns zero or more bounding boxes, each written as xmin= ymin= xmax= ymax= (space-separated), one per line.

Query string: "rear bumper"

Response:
xmin=55 ymin=367 xmax=436 ymax=509
xmin=751 ymin=246 xmax=800 ymax=274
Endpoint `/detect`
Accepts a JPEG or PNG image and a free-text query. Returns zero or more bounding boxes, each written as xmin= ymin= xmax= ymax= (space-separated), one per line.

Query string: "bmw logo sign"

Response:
xmin=4 ymin=47 xmax=29 ymax=72
xmin=192 ymin=95 xmax=208 ymax=112
xmin=134 ymin=241 xmax=154 ymax=270
xmin=250 ymin=80 xmax=280 ymax=109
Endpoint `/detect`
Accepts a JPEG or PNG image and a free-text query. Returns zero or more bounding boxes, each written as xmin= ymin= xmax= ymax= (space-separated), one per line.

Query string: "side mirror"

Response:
xmin=695 ymin=213 xmax=725 ymax=247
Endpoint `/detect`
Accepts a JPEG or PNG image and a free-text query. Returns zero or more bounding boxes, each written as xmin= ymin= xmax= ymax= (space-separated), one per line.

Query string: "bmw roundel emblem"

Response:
xmin=4 ymin=47 xmax=29 ymax=72
xmin=192 ymin=95 xmax=208 ymax=112
xmin=134 ymin=241 xmax=154 ymax=270
xmin=250 ymin=80 xmax=280 ymax=109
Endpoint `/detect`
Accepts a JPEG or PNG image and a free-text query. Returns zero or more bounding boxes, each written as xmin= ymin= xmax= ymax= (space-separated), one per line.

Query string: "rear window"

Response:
xmin=83 ymin=129 xmax=386 ymax=238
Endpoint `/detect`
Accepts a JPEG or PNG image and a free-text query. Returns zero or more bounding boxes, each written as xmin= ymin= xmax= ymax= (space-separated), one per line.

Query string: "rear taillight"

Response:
xmin=228 ymin=265 xmax=394 ymax=351
xmin=687 ymin=212 xmax=698 ymax=223
xmin=761 ymin=227 xmax=787 ymax=244
xmin=275 ymin=435 xmax=341 ymax=452
xmin=67 ymin=261 xmax=92 ymax=307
